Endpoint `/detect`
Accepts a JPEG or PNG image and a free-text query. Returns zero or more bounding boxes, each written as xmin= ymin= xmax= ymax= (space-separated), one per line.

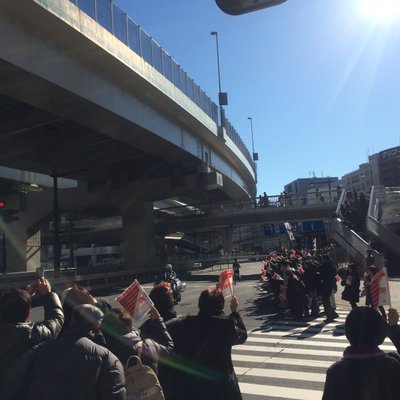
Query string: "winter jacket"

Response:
xmin=323 ymin=346 xmax=400 ymax=400
xmin=319 ymin=260 xmax=337 ymax=296
xmin=341 ymin=272 xmax=360 ymax=304
xmin=0 ymin=292 xmax=64 ymax=399
xmin=165 ymin=310 xmax=247 ymax=400
xmin=105 ymin=317 xmax=174 ymax=374
xmin=27 ymin=328 xmax=126 ymax=400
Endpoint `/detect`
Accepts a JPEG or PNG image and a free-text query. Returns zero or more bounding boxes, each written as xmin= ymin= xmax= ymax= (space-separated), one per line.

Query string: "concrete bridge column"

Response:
xmin=1 ymin=223 xmax=41 ymax=273
xmin=2 ymin=221 xmax=27 ymax=273
xmin=121 ymin=201 xmax=156 ymax=271
xmin=221 ymin=226 xmax=233 ymax=255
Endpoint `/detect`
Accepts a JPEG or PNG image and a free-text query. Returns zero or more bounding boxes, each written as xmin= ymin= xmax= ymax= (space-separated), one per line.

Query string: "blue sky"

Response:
xmin=116 ymin=0 xmax=400 ymax=196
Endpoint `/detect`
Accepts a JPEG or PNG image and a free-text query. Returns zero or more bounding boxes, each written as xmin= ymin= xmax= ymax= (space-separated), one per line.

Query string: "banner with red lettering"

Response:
xmin=370 ymin=267 xmax=391 ymax=308
xmin=116 ymin=279 xmax=153 ymax=320
xmin=219 ymin=269 xmax=234 ymax=298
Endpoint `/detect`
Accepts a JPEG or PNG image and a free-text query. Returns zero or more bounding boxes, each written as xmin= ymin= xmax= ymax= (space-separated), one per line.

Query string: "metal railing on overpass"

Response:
xmin=68 ymin=0 xmax=254 ymax=169
xmin=155 ymin=190 xmax=338 ymax=220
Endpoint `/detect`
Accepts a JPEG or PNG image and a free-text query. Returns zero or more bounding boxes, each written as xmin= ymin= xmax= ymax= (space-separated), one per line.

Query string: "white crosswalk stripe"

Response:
xmin=232 ymin=309 xmax=397 ymax=400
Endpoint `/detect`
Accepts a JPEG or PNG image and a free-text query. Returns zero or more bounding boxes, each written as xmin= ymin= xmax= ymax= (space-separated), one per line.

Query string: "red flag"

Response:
xmin=370 ymin=267 xmax=391 ymax=309
xmin=218 ymin=269 xmax=234 ymax=298
xmin=116 ymin=279 xmax=153 ymax=320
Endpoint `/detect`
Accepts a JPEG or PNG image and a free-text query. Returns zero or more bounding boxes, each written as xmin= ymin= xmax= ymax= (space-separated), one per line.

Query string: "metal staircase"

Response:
xmin=330 ymin=189 xmax=384 ymax=270
xmin=366 ymin=186 xmax=400 ymax=259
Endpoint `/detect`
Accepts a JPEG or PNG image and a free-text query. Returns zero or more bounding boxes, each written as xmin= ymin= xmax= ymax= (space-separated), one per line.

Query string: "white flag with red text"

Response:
xmin=116 ymin=279 xmax=153 ymax=320
xmin=219 ymin=269 xmax=234 ymax=298
xmin=371 ymin=267 xmax=391 ymax=308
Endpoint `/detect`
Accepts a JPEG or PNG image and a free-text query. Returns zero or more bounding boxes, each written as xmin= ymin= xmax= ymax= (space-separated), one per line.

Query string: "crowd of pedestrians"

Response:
xmin=2 ymin=255 xmax=400 ymax=400
xmin=261 ymin=247 xmax=400 ymax=399
xmin=338 ymin=190 xmax=369 ymax=232
xmin=0 ymin=278 xmax=247 ymax=400
xmin=259 ymin=247 xmax=387 ymax=322
xmin=260 ymin=248 xmax=340 ymax=322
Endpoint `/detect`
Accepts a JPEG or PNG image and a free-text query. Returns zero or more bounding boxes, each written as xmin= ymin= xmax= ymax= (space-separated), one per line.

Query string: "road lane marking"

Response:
xmin=239 ymin=381 xmax=322 ymax=400
xmin=235 ymin=366 xmax=326 ymax=382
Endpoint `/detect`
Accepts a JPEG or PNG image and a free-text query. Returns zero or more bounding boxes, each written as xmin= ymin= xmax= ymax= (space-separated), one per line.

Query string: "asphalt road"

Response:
xmin=30 ymin=262 xmax=272 ymax=331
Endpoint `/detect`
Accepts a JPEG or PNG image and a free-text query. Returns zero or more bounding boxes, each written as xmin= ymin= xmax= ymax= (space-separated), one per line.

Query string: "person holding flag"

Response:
xmin=116 ymin=279 xmax=154 ymax=321
xmin=166 ymin=287 xmax=247 ymax=400
xmin=323 ymin=307 xmax=400 ymax=400
xmin=369 ymin=265 xmax=391 ymax=321
xmin=218 ymin=268 xmax=235 ymax=298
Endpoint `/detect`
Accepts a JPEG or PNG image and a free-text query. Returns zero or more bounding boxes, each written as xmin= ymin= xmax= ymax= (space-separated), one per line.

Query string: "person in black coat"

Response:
xmin=323 ymin=307 xmax=400 ymax=400
xmin=303 ymin=260 xmax=321 ymax=317
xmin=28 ymin=304 xmax=126 ymax=400
xmin=0 ymin=279 xmax=64 ymax=399
xmin=341 ymin=263 xmax=360 ymax=309
xmin=319 ymin=254 xmax=339 ymax=323
xmin=166 ymin=287 xmax=247 ymax=400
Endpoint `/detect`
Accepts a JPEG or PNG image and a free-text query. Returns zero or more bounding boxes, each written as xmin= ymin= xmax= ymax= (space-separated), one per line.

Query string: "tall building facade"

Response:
xmin=340 ymin=163 xmax=372 ymax=195
xmin=340 ymin=146 xmax=400 ymax=195
xmin=284 ymin=177 xmax=339 ymax=195
xmin=377 ymin=146 xmax=400 ymax=187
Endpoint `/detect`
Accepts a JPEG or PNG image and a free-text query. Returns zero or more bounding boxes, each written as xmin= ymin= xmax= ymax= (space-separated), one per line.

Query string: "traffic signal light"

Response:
xmin=0 ymin=201 xmax=5 ymax=208
xmin=0 ymin=209 xmax=19 ymax=223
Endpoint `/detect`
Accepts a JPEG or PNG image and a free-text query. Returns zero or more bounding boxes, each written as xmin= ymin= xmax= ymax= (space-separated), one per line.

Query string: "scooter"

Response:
xmin=169 ymin=276 xmax=186 ymax=304
xmin=155 ymin=274 xmax=186 ymax=304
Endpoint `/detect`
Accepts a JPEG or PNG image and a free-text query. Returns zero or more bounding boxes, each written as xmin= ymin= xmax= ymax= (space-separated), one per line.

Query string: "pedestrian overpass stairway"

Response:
xmin=366 ymin=216 xmax=400 ymax=258
xmin=330 ymin=217 xmax=384 ymax=268
xmin=367 ymin=186 xmax=400 ymax=267
xmin=330 ymin=185 xmax=400 ymax=272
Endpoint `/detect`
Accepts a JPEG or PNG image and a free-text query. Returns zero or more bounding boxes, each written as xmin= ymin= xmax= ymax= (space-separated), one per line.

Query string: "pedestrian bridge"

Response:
xmin=155 ymin=192 xmax=337 ymax=231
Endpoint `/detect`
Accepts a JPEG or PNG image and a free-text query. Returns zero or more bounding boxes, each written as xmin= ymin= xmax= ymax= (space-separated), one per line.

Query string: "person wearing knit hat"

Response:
xmin=323 ymin=307 xmax=400 ymax=400
xmin=71 ymin=304 xmax=104 ymax=332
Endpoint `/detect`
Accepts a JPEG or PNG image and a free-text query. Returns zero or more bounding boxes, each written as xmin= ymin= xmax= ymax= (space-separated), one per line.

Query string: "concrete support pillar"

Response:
xmin=27 ymin=230 xmax=41 ymax=272
xmin=4 ymin=221 xmax=28 ymax=273
xmin=122 ymin=201 xmax=156 ymax=271
xmin=221 ymin=226 xmax=233 ymax=255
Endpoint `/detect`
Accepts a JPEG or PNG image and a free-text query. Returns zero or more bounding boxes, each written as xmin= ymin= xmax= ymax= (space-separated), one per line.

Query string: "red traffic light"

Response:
xmin=0 ymin=201 xmax=5 ymax=208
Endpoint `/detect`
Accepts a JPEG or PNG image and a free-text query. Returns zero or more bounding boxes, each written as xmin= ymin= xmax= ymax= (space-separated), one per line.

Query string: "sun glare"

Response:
xmin=359 ymin=0 xmax=400 ymax=20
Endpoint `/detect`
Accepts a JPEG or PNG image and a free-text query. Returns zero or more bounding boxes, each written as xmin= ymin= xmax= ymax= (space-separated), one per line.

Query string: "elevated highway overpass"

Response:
xmin=0 ymin=0 xmax=256 ymax=272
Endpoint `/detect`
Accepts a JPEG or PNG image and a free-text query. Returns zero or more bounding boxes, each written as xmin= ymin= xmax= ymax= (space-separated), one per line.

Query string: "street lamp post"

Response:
xmin=210 ymin=31 xmax=228 ymax=138
xmin=247 ymin=117 xmax=258 ymax=183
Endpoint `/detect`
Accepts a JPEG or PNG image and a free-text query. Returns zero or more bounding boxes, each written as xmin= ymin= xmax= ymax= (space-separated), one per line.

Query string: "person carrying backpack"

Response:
xmin=102 ymin=306 xmax=173 ymax=376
